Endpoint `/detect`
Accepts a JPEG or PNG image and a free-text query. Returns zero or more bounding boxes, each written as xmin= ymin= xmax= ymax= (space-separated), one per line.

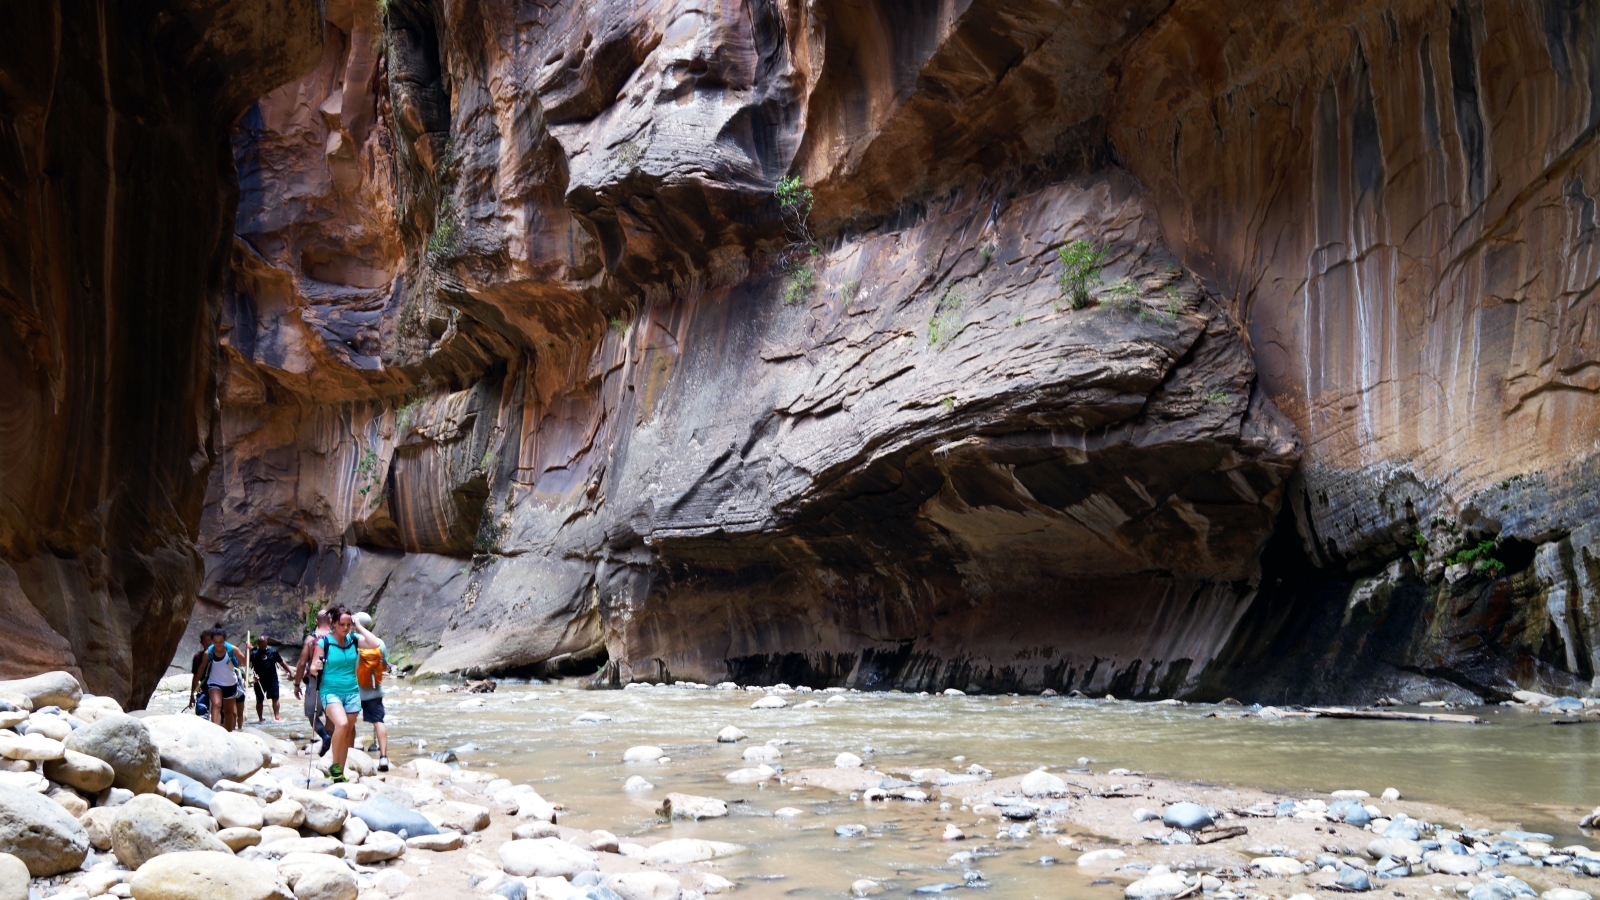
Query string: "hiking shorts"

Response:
xmin=321 ymin=691 xmax=360 ymax=715
xmin=360 ymin=697 xmax=386 ymax=724
xmin=253 ymin=678 xmax=280 ymax=702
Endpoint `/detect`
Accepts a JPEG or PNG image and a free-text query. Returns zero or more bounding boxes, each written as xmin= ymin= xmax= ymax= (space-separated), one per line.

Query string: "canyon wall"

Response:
xmin=193 ymin=0 xmax=1600 ymax=700
xmin=0 ymin=0 xmax=321 ymax=705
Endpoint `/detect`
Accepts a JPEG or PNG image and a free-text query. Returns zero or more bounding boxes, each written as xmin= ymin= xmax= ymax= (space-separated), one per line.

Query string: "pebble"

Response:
xmin=1020 ymin=769 xmax=1066 ymax=798
xmin=750 ymin=697 xmax=787 ymax=710
xmin=623 ymin=775 xmax=654 ymax=792
xmin=1382 ymin=787 xmax=1401 ymax=801
xmin=622 ymin=746 xmax=664 ymax=762
xmin=715 ymin=726 xmax=745 ymax=743
xmin=724 ymin=765 xmax=775 ymax=784
xmin=659 ymin=793 xmax=728 ymax=819
xmin=1078 ymin=849 xmax=1126 ymax=866
xmin=836 ymin=824 xmax=867 ymax=838
xmin=835 ymin=753 xmax=863 ymax=768
xmin=644 ymin=838 xmax=746 ymax=864
xmin=943 ymin=824 xmax=965 ymax=841
xmin=571 ymin=712 xmax=613 ymax=724
xmin=1253 ymin=857 xmax=1306 ymax=876
xmin=774 ymin=807 xmax=803 ymax=818
xmin=852 ymin=879 xmax=885 ymax=897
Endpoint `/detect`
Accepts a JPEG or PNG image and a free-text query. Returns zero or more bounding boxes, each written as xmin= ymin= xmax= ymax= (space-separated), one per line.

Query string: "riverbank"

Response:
xmin=5 ymin=673 xmax=1600 ymax=900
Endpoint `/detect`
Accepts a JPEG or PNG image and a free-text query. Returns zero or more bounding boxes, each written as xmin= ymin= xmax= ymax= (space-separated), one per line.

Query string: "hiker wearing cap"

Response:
xmin=251 ymin=635 xmax=293 ymax=723
xmin=308 ymin=605 xmax=382 ymax=783
xmin=194 ymin=627 xmax=247 ymax=731
xmin=353 ymin=612 xmax=392 ymax=772
xmin=294 ymin=608 xmax=333 ymax=754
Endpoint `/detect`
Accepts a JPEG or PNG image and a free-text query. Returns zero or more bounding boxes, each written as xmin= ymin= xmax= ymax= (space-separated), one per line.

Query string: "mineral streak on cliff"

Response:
xmin=0 ymin=1 xmax=322 ymax=705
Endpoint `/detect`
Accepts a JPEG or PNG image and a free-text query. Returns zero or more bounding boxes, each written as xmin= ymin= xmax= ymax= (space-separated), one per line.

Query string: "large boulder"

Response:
xmin=127 ymin=850 xmax=292 ymax=900
xmin=0 ymin=783 xmax=88 ymax=875
xmin=64 ymin=714 xmax=161 ymax=794
xmin=497 ymin=838 xmax=598 ymax=878
xmin=422 ymin=801 xmax=489 ymax=834
xmin=43 ymin=749 xmax=116 ymax=794
xmin=0 ymin=852 xmax=24 ymax=900
xmin=605 ymin=872 xmax=684 ymax=900
xmin=349 ymin=796 xmax=437 ymax=838
xmin=0 ymin=673 xmax=81 ymax=711
xmin=143 ymin=716 xmax=264 ymax=787
xmin=643 ymin=840 xmax=746 ymax=865
xmin=276 ymin=851 xmax=357 ymax=900
xmin=111 ymin=793 xmax=231 ymax=868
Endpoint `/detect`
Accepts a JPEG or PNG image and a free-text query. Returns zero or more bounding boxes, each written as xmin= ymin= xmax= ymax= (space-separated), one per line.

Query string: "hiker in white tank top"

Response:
xmin=201 ymin=627 xmax=246 ymax=731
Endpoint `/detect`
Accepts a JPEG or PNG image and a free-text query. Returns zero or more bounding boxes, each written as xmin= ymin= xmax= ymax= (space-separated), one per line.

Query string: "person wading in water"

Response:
xmin=192 ymin=628 xmax=247 ymax=731
xmin=294 ymin=608 xmax=332 ymax=755
xmin=308 ymin=606 xmax=382 ymax=783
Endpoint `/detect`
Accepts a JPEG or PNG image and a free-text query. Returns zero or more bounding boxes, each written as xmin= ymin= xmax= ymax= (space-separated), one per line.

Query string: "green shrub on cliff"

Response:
xmin=777 ymin=176 xmax=819 ymax=306
xmin=1057 ymin=239 xmax=1105 ymax=310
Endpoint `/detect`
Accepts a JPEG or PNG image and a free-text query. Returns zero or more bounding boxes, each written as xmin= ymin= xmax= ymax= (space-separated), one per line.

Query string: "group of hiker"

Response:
xmin=187 ymin=605 xmax=392 ymax=783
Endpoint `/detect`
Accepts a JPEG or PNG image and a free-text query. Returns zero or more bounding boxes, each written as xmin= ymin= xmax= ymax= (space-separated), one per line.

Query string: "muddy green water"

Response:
xmin=150 ymin=684 xmax=1600 ymax=899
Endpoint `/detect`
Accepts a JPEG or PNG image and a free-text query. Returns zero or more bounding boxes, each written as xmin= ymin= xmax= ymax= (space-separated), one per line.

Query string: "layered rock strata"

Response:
xmin=186 ymin=0 xmax=1600 ymax=699
xmin=0 ymin=1 xmax=322 ymax=704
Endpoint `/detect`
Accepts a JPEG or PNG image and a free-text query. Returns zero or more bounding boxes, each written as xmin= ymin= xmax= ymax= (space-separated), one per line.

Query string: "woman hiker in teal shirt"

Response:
xmin=308 ymin=605 xmax=383 ymax=782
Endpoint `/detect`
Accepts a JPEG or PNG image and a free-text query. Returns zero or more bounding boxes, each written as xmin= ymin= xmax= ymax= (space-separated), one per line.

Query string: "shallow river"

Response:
xmin=149 ymin=684 xmax=1600 ymax=899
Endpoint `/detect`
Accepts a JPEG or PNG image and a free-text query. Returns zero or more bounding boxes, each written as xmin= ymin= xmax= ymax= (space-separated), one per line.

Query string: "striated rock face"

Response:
xmin=193 ymin=0 xmax=1600 ymax=700
xmin=0 ymin=1 xmax=322 ymax=704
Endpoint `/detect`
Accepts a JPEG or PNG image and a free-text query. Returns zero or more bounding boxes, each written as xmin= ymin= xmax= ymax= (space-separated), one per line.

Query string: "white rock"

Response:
xmin=286 ymin=791 xmax=346 ymax=835
xmin=1078 ymin=849 xmax=1126 ymax=866
xmin=1020 ymin=769 xmax=1066 ymax=797
xmin=498 ymin=838 xmax=598 ymax=878
xmin=644 ymin=839 xmax=746 ymax=865
xmin=339 ymin=817 xmax=369 ymax=846
xmin=216 ymin=827 xmax=263 ymax=852
xmin=370 ymin=869 xmax=410 ymax=898
xmin=259 ymin=826 xmax=300 ymax=846
xmin=623 ymin=776 xmax=654 ymax=792
xmin=1541 ymin=891 xmax=1593 ymax=900
xmin=570 ymin=712 xmax=613 ymax=724
xmin=0 ymin=783 xmax=89 ymax=874
xmin=24 ymin=715 xmax=71 ymax=742
xmin=623 ymin=746 xmax=665 ymax=763
xmin=0 ymin=771 xmax=47 ymax=793
xmin=210 ymin=792 xmax=265 ymax=830
xmin=749 ymin=697 xmax=786 ymax=710
xmin=604 ymin=872 xmax=683 ymax=900
xmin=714 ymin=727 xmax=745 ymax=743
xmin=404 ymin=833 xmax=462 ymax=852
xmin=0 ymin=733 xmax=64 ymax=762
xmin=659 ymin=794 xmax=727 ymax=820
xmin=126 ymin=850 xmax=290 ymax=900
xmin=423 ymin=800 xmax=490 ymax=834
xmin=1426 ymin=854 xmax=1482 ymax=876
xmin=0 ymin=673 xmax=80 ymax=711
xmin=851 ymin=879 xmax=885 ymax=897
xmin=276 ymin=850 xmax=357 ymax=900
xmin=742 ymin=745 xmax=781 ymax=763
xmin=942 ymin=824 xmax=965 ymax=841
xmin=1252 ymin=857 xmax=1306 ymax=876
xmin=723 ymin=765 xmax=774 ymax=784
xmin=349 ymin=831 xmax=404 ymax=864
xmin=834 ymin=753 xmax=862 ymax=768
xmin=1125 ymin=865 xmax=1189 ymax=899
xmin=143 ymin=716 xmax=264 ymax=787
xmin=942 ymin=689 xmax=965 ymax=696
xmin=1381 ymin=788 xmax=1401 ymax=801
xmin=773 ymin=807 xmax=803 ymax=818
xmin=262 ymin=800 xmax=304 ymax=829
xmin=408 ymin=759 xmax=454 ymax=782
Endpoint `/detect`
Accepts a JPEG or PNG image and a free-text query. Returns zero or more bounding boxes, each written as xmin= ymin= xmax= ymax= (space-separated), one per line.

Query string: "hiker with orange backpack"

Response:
xmin=353 ymin=612 xmax=391 ymax=772
xmin=307 ymin=605 xmax=382 ymax=783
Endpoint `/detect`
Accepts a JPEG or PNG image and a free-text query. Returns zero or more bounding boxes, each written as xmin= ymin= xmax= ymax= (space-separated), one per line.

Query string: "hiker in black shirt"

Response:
xmin=251 ymin=635 xmax=294 ymax=723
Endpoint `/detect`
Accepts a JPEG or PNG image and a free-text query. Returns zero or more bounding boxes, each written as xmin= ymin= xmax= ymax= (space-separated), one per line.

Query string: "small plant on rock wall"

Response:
xmin=776 ymin=176 xmax=819 ymax=306
xmin=927 ymin=284 xmax=964 ymax=347
xmin=1057 ymin=239 xmax=1106 ymax=310
xmin=1410 ymin=531 xmax=1429 ymax=565
xmin=355 ymin=447 xmax=383 ymax=504
xmin=1101 ymin=278 xmax=1139 ymax=312
xmin=1447 ymin=539 xmax=1506 ymax=576
xmin=395 ymin=396 xmax=423 ymax=435
xmin=427 ymin=195 xmax=458 ymax=257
